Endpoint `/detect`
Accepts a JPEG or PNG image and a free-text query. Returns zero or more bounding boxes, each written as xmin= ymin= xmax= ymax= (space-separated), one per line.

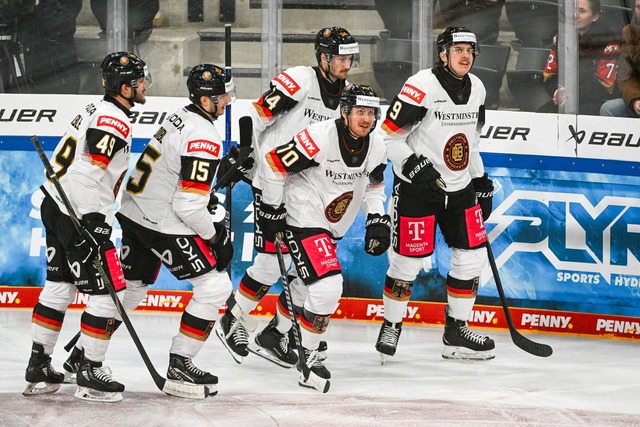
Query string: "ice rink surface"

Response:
xmin=1 ymin=309 xmax=639 ymax=426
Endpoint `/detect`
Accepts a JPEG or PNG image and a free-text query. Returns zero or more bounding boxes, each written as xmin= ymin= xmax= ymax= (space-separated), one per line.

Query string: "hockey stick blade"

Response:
xmin=31 ymin=135 xmax=211 ymax=399
xmin=275 ymin=234 xmax=330 ymax=393
xmin=486 ymin=242 xmax=553 ymax=358
xmin=163 ymin=380 xmax=209 ymax=399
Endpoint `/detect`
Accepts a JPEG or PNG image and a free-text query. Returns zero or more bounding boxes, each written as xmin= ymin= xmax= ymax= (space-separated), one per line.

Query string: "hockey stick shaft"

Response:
xmin=31 ymin=136 xmax=208 ymax=399
xmin=274 ymin=233 xmax=330 ymax=393
xmin=224 ymin=24 xmax=233 ymax=224
xmin=486 ymin=242 xmax=553 ymax=357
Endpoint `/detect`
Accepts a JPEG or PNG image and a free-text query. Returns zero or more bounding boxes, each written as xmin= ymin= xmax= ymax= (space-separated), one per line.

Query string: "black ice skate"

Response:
xmin=375 ymin=319 xmax=402 ymax=365
xmin=248 ymin=317 xmax=298 ymax=368
xmin=167 ymin=353 xmax=218 ymax=396
xmin=62 ymin=346 xmax=83 ymax=384
xmin=442 ymin=306 xmax=495 ymax=361
xmin=298 ymin=346 xmax=331 ymax=390
xmin=23 ymin=343 xmax=65 ymax=396
xmin=75 ymin=359 xmax=125 ymax=403
xmin=215 ymin=311 xmax=249 ymax=364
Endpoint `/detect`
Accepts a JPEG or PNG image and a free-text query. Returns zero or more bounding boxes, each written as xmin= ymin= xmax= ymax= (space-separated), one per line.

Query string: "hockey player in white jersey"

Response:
xmin=24 ymin=52 xmax=150 ymax=402
xmin=216 ymin=26 xmax=360 ymax=364
xmin=252 ymin=84 xmax=390 ymax=387
xmin=375 ymin=27 xmax=496 ymax=362
xmin=112 ymin=64 xmax=249 ymax=397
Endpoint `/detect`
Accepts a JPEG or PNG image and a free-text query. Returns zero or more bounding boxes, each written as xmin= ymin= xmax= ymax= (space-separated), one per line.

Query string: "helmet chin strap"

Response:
xmin=319 ymin=55 xmax=338 ymax=83
xmin=123 ymin=81 xmax=138 ymax=107
xmin=197 ymin=96 xmax=220 ymax=121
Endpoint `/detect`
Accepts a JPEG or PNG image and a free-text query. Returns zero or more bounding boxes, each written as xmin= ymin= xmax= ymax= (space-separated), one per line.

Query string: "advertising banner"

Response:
xmin=0 ymin=94 xmax=638 ymax=338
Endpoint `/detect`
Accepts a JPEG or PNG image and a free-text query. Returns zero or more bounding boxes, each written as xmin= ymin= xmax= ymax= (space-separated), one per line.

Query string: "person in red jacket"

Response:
xmin=600 ymin=0 xmax=640 ymax=117
xmin=541 ymin=0 xmax=621 ymax=115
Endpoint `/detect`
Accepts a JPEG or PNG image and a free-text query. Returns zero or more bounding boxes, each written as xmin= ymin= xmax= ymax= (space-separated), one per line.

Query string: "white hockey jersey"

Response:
xmin=382 ymin=68 xmax=486 ymax=192
xmin=119 ymin=105 xmax=222 ymax=240
xmin=43 ymin=96 xmax=133 ymax=223
xmin=260 ymin=120 xmax=387 ymax=239
xmin=249 ymin=66 xmax=345 ymax=189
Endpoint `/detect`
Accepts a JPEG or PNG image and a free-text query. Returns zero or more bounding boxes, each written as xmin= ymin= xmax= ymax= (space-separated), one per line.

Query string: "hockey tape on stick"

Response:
xmin=31 ymin=135 xmax=210 ymax=399
xmin=486 ymin=242 xmax=553 ymax=357
xmin=209 ymin=115 xmax=253 ymax=193
xmin=274 ymin=233 xmax=330 ymax=393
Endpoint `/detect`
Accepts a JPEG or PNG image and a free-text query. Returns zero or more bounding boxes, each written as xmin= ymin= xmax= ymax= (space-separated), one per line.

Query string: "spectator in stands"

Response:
xmin=541 ymin=0 xmax=621 ymax=115
xmin=18 ymin=0 xmax=82 ymax=94
xmin=600 ymin=0 xmax=640 ymax=117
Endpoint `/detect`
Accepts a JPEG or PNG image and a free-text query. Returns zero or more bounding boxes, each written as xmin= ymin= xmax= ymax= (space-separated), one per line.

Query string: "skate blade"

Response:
xmin=74 ymin=386 xmax=123 ymax=403
xmin=22 ymin=381 xmax=61 ymax=396
xmin=441 ymin=345 xmax=495 ymax=361
xmin=214 ymin=324 xmax=246 ymax=364
xmin=164 ymin=379 xmax=216 ymax=399
xmin=379 ymin=353 xmax=389 ymax=366
xmin=247 ymin=343 xmax=296 ymax=369
xmin=63 ymin=371 xmax=77 ymax=384
xmin=297 ymin=373 xmax=330 ymax=393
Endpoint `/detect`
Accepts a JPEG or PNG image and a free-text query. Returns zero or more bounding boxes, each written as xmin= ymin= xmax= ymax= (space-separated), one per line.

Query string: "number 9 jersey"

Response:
xmin=42 ymin=95 xmax=134 ymax=222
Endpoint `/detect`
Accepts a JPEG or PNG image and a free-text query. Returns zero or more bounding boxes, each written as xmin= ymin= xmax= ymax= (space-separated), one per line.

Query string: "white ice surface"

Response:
xmin=1 ymin=309 xmax=639 ymax=426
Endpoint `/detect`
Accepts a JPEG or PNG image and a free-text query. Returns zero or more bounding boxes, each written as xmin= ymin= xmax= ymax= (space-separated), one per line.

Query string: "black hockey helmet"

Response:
xmin=101 ymin=52 xmax=149 ymax=93
xmin=314 ymin=26 xmax=360 ymax=67
xmin=436 ymin=26 xmax=479 ymax=63
xmin=340 ymin=84 xmax=381 ymax=132
xmin=187 ymin=63 xmax=236 ymax=104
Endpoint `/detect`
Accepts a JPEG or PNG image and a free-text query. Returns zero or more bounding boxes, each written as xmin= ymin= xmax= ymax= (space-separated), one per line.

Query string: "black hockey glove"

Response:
xmin=81 ymin=213 xmax=112 ymax=244
xmin=256 ymin=203 xmax=287 ymax=240
xmin=364 ymin=213 xmax=391 ymax=256
xmin=209 ymin=222 xmax=234 ymax=272
xmin=74 ymin=213 xmax=111 ymax=264
xmin=207 ymin=193 xmax=220 ymax=214
xmin=216 ymin=146 xmax=255 ymax=188
xmin=472 ymin=173 xmax=494 ymax=221
xmin=401 ymin=154 xmax=446 ymax=193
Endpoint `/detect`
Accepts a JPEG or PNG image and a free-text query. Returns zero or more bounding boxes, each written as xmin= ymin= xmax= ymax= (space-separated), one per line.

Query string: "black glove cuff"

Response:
xmin=258 ymin=204 xmax=287 ymax=221
xmin=82 ymin=212 xmax=106 ymax=223
xmin=366 ymin=213 xmax=391 ymax=229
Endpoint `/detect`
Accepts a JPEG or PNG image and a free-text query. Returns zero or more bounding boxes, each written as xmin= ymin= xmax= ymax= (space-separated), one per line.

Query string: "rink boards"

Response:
xmin=0 ymin=94 xmax=638 ymax=339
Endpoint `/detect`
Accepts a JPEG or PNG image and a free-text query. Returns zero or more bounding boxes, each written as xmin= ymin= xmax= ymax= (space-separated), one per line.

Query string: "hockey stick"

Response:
xmin=63 ymin=117 xmax=258 ymax=351
xmin=218 ymin=115 xmax=258 ymax=332
xmin=31 ymin=135 xmax=209 ymax=399
xmin=274 ymin=233 xmax=330 ymax=393
xmin=223 ymin=23 xmax=233 ymax=227
xmin=486 ymin=242 xmax=553 ymax=357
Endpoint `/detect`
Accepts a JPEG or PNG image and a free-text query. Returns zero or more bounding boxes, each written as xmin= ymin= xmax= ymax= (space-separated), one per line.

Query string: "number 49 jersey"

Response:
xmin=43 ymin=95 xmax=133 ymax=221
xmin=119 ymin=104 xmax=222 ymax=240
